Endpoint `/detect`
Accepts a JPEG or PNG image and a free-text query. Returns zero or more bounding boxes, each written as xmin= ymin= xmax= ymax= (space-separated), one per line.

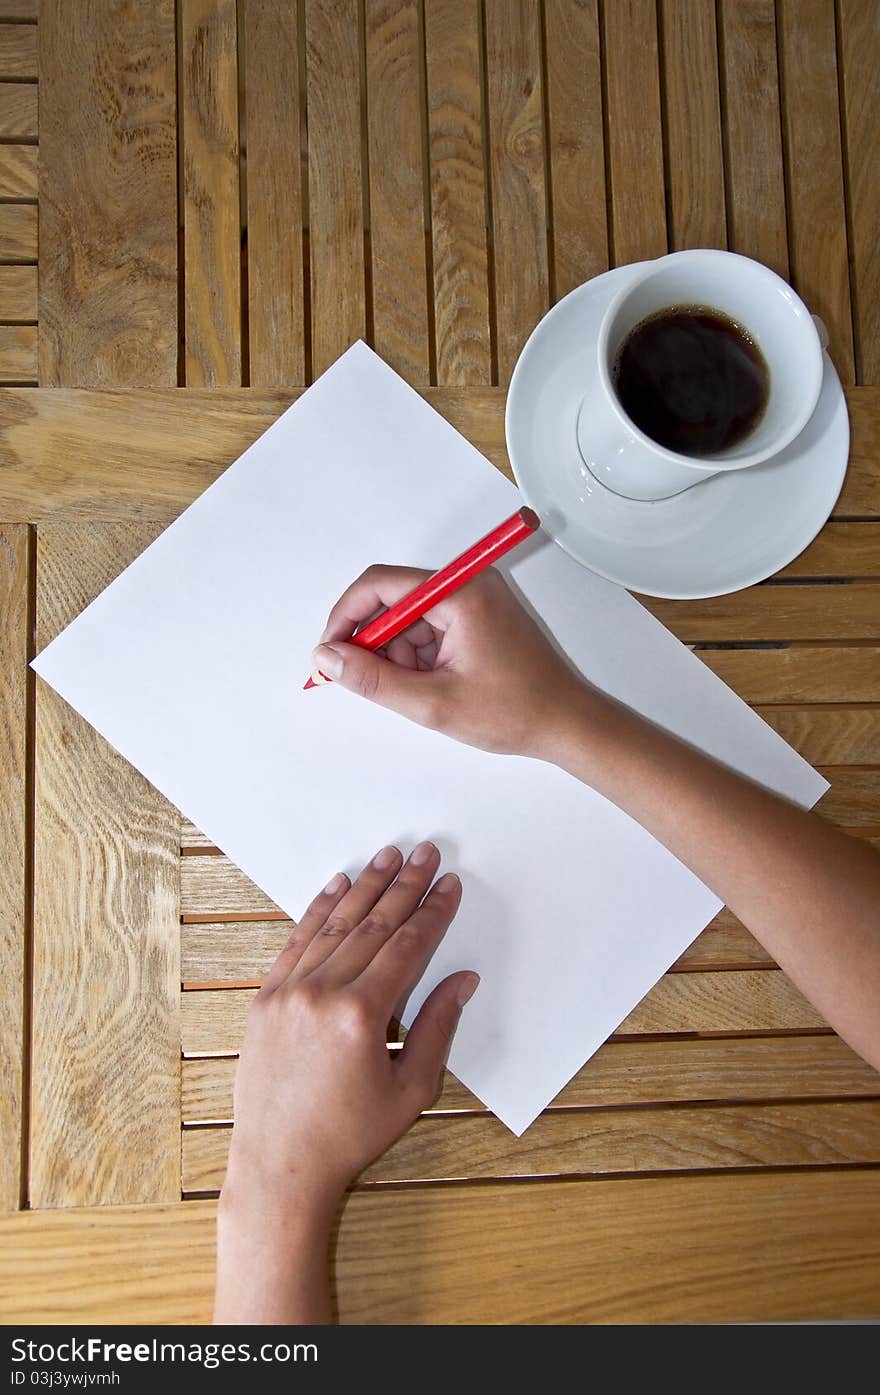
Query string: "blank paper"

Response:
xmin=32 ymin=342 xmax=828 ymax=1135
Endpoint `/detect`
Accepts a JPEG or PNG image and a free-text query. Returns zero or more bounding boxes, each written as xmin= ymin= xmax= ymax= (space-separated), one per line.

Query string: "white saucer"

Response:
xmin=505 ymin=264 xmax=849 ymax=599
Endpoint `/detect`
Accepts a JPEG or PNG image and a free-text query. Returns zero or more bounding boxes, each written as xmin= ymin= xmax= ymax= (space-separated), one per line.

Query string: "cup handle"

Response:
xmin=812 ymin=313 xmax=830 ymax=352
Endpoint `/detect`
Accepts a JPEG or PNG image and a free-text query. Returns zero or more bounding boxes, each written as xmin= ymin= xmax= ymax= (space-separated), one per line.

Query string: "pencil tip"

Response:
xmin=303 ymin=676 xmax=317 ymax=690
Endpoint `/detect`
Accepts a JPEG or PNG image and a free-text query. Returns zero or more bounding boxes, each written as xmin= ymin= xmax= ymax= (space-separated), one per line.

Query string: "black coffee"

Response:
xmin=613 ymin=304 xmax=769 ymax=456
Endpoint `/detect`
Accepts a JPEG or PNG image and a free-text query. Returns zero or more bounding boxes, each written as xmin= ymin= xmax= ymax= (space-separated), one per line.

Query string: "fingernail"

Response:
xmin=456 ymin=972 xmax=480 ymax=1007
xmin=410 ymin=840 xmax=437 ymax=866
xmin=434 ymin=872 xmax=461 ymax=894
xmin=323 ymin=872 xmax=346 ymax=895
xmin=312 ymin=643 xmax=344 ymax=680
xmin=372 ymin=845 xmax=400 ymax=870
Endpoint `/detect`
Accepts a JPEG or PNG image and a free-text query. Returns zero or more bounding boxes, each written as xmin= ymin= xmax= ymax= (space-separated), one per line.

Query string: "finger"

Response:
xmin=385 ymin=634 xmax=420 ymax=671
xmin=358 ymin=872 xmax=463 ymax=1011
xmin=397 ymin=971 xmax=480 ymax=1107
xmin=320 ymin=565 xmax=436 ymax=644
xmin=258 ymin=871 xmax=351 ymax=994
xmin=295 ymin=845 xmax=403 ymax=975
xmin=316 ymin=841 xmax=441 ymax=984
xmin=310 ymin=641 xmax=443 ymax=726
xmin=415 ymin=639 xmax=440 ymax=670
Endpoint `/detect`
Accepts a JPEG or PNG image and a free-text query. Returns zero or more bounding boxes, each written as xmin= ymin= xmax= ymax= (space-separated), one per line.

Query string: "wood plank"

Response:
xmin=0 ymin=143 xmax=36 ymax=198
xmin=718 ymin=0 xmax=788 ymax=277
xmin=242 ymin=0 xmax=305 ymax=389
xmin=305 ymin=0 xmax=365 ymax=377
xmin=0 ymin=82 xmax=36 ymax=139
xmin=0 ymin=2 xmax=36 ymax=18
xmin=0 ymin=323 xmax=35 ymax=380
xmin=0 ymin=526 xmax=28 ymax=1209
xmin=660 ymin=0 xmax=726 ymax=251
xmin=181 ymin=0 xmax=241 ymax=386
xmin=179 ymin=908 xmax=770 ymax=984
xmin=31 ymin=524 xmax=180 ymax=1207
xmin=181 ymin=853 xmax=280 ymax=916
xmin=0 ymin=22 xmax=37 ymax=78
xmin=182 ymin=1033 xmax=878 ymax=1123
xmin=484 ymin=0 xmax=549 ymax=384
xmin=777 ymin=0 xmax=854 ymax=384
xmin=0 ymin=264 xmax=36 ymax=320
xmin=181 ymin=968 xmax=824 ymax=1055
xmin=757 ymin=706 xmax=880 ymax=765
xmin=602 ymin=0 xmax=666 ymax=266
xmin=0 ymin=201 xmax=36 ymax=260
xmin=365 ymin=0 xmax=429 ymax=385
xmin=643 ymin=585 xmax=880 ymax=642
xmin=543 ymin=0 xmax=608 ymax=297
xmin=185 ymin=1098 xmax=880 ymax=1191
xmin=838 ymin=0 xmax=880 ymax=384
xmin=3 ymin=1173 xmax=880 ymax=1322
xmin=424 ymin=0 xmax=491 ymax=385
xmin=699 ymin=646 xmax=880 ymax=703
xmin=815 ymin=770 xmax=880 ymax=826
xmin=0 ymin=385 xmax=877 ymax=520
xmin=39 ymin=0 xmax=178 ymax=387
xmin=776 ymin=522 xmax=880 ymax=577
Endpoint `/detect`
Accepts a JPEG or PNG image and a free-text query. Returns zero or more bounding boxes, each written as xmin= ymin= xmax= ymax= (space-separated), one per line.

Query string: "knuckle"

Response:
xmin=320 ymin=914 xmax=353 ymax=940
xmin=392 ymin=921 xmax=425 ymax=954
xmin=335 ymin=992 xmax=373 ymax=1040
xmin=354 ymin=661 xmax=381 ymax=702
xmin=357 ymin=912 xmax=393 ymax=939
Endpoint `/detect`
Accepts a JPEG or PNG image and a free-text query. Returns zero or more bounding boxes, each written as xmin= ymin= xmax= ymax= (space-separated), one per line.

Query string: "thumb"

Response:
xmin=311 ymin=640 xmax=434 ymax=722
xmin=397 ymin=971 xmax=480 ymax=1106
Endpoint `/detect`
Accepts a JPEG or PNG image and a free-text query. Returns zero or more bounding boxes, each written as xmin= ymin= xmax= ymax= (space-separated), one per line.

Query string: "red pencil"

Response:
xmin=304 ymin=505 xmax=540 ymax=689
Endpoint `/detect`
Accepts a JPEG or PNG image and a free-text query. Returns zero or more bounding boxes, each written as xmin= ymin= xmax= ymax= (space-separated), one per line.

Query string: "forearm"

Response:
xmin=214 ymin=1179 xmax=338 ymax=1325
xmin=544 ymin=685 xmax=880 ymax=1070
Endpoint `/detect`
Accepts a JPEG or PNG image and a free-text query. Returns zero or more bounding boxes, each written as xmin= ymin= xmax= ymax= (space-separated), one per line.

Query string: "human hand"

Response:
xmin=310 ymin=565 xmax=588 ymax=757
xmin=221 ymin=841 xmax=477 ymax=1218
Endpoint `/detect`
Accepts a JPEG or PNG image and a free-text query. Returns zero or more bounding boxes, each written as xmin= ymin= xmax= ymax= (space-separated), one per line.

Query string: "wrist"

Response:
xmin=533 ymin=681 xmax=619 ymax=772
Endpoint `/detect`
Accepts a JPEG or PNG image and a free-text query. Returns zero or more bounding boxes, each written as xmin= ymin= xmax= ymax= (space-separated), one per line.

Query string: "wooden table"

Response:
xmin=0 ymin=0 xmax=878 ymax=1324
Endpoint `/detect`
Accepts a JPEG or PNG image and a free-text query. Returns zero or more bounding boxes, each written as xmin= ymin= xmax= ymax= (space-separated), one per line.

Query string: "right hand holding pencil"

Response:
xmin=312 ymin=565 xmax=590 ymax=757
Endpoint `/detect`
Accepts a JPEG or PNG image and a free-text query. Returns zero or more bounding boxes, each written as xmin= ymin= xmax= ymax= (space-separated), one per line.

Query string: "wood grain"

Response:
xmin=0 ymin=22 xmax=36 ymax=78
xmin=38 ymin=0 xmax=178 ymax=387
xmin=184 ymin=1097 xmax=880 ymax=1190
xmin=484 ymin=0 xmax=549 ymax=383
xmin=31 ymin=524 xmax=180 ymax=1207
xmin=242 ymin=0 xmax=305 ymax=389
xmin=698 ymin=645 xmax=880 ymax=703
xmin=602 ymin=0 xmax=667 ymax=265
xmin=0 ymin=144 xmax=37 ymax=198
xmin=816 ymin=770 xmax=880 ymax=825
xmin=181 ymin=0 xmax=241 ymax=386
xmin=305 ymin=0 xmax=365 ymax=376
xmin=0 ymin=265 xmax=37 ymax=320
xmin=2 ymin=1173 xmax=880 ymax=1322
xmin=181 ymin=969 xmax=824 ymax=1055
xmin=0 ymin=1 xmax=36 ymax=19
xmin=0 ymin=526 xmax=28 ymax=1209
xmin=757 ymin=706 xmax=880 ymax=765
xmin=543 ymin=0 xmax=608 ymax=296
xmin=643 ymin=585 xmax=880 ymax=642
xmin=0 ymin=324 xmax=35 ymax=379
xmin=717 ymin=0 xmax=788 ymax=277
xmin=776 ymin=522 xmax=880 ymax=577
xmin=777 ymin=0 xmax=854 ymax=384
xmin=0 ymin=385 xmax=878 ymax=522
xmin=660 ymin=0 xmax=726 ymax=250
xmin=182 ymin=1034 xmax=878 ymax=1122
xmin=837 ymin=0 xmax=880 ymax=383
xmin=0 ymin=82 xmax=36 ymax=139
xmin=0 ymin=202 xmax=36 ymax=260
xmin=424 ymin=0 xmax=491 ymax=385
xmin=365 ymin=0 xmax=429 ymax=384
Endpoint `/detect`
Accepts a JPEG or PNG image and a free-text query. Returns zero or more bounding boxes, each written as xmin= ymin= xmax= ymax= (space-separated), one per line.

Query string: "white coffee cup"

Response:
xmin=576 ymin=249 xmax=825 ymax=502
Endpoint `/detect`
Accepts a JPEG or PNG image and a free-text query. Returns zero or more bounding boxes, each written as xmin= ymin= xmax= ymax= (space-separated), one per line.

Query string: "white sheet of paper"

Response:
xmin=33 ymin=341 xmax=828 ymax=1135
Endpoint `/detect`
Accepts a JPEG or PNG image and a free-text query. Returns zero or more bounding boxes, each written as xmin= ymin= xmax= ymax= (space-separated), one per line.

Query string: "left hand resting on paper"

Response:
xmin=214 ymin=841 xmax=478 ymax=1324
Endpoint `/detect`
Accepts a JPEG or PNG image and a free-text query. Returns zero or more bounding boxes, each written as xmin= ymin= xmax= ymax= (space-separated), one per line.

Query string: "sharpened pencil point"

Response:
xmin=303 ymin=676 xmax=317 ymax=690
